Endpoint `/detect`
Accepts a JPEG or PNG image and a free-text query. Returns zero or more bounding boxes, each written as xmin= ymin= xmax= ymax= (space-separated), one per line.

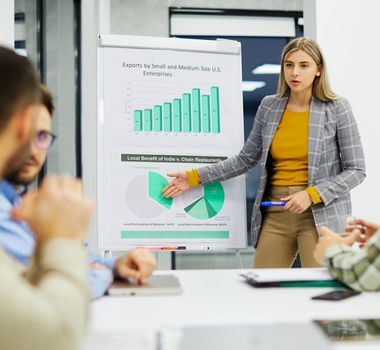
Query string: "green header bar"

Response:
xmin=121 ymin=231 xmax=229 ymax=239
xmin=121 ymin=154 xmax=227 ymax=164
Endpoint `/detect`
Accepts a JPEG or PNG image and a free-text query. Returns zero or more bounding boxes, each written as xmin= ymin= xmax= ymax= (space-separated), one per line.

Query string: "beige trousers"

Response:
xmin=254 ymin=185 xmax=321 ymax=268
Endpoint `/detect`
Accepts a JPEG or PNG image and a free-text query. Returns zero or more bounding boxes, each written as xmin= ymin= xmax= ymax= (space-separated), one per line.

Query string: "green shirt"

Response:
xmin=324 ymin=230 xmax=380 ymax=291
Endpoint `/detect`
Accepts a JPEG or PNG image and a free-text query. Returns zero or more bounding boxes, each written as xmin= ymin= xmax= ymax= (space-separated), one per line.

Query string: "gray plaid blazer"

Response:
xmin=199 ymin=94 xmax=366 ymax=246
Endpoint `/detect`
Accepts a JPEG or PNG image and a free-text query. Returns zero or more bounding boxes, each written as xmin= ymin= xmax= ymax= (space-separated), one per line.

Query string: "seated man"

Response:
xmin=314 ymin=220 xmax=380 ymax=291
xmin=0 ymin=84 xmax=156 ymax=299
xmin=0 ymin=45 xmax=91 ymax=350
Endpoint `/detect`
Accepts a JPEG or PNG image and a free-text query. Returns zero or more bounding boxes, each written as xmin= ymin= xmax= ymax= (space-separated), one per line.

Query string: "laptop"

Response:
xmin=107 ymin=274 xmax=182 ymax=296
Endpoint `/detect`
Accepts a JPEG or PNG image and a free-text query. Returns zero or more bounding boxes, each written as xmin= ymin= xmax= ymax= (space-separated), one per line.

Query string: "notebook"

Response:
xmin=240 ymin=268 xmax=344 ymax=288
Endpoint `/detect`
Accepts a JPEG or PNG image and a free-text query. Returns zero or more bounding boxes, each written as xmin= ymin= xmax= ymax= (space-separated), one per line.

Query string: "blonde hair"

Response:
xmin=277 ymin=37 xmax=337 ymax=101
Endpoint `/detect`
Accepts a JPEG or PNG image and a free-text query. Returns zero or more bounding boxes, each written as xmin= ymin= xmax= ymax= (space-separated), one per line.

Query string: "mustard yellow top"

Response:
xmin=270 ymin=109 xmax=321 ymax=204
xmin=270 ymin=109 xmax=309 ymax=186
xmin=186 ymin=109 xmax=322 ymax=205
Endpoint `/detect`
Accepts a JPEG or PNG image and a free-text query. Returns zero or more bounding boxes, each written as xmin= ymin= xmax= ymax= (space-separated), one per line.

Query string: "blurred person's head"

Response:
xmin=6 ymin=84 xmax=55 ymax=186
xmin=0 ymin=46 xmax=40 ymax=179
xmin=277 ymin=37 xmax=337 ymax=101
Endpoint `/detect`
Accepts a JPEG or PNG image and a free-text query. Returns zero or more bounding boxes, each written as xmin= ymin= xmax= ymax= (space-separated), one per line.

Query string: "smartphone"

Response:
xmin=311 ymin=290 xmax=361 ymax=301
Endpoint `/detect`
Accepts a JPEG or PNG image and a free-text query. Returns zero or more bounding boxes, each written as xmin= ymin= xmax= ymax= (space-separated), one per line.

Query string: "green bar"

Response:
xmin=278 ymin=281 xmax=345 ymax=288
xmin=153 ymin=105 xmax=162 ymax=132
xmin=144 ymin=109 xmax=152 ymax=132
xmin=201 ymin=95 xmax=210 ymax=133
xmin=134 ymin=110 xmax=142 ymax=132
xmin=163 ymin=102 xmax=172 ymax=132
xmin=121 ymin=231 xmax=229 ymax=239
xmin=173 ymin=99 xmax=182 ymax=132
xmin=183 ymin=93 xmax=191 ymax=132
xmin=211 ymin=86 xmax=220 ymax=133
xmin=192 ymin=88 xmax=201 ymax=133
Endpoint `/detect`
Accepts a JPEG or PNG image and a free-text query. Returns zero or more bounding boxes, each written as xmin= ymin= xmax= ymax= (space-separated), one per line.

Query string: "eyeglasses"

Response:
xmin=34 ymin=130 xmax=57 ymax=150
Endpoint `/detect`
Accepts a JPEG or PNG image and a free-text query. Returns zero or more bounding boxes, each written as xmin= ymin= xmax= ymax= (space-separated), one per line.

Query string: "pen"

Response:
xmin=260 ymin=201 xmax=286 ymax=207
xmin=160 ymin=246 xmax=186 ymax=250
xmin=145 ymin=246 xmax=186 ymax=250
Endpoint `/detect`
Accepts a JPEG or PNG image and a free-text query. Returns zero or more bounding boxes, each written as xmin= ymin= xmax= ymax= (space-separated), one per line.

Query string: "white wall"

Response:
xmin=44 ymin=0 xmax=77 ymax=178
xmin=82 ymin=0 xmax=111 ymax=253
xmin=0 ymin=0 xmax=14 ymax=48
xmin=111 ymin=0 xmax=302 ymax=36
xmin=304 ymin=0 xmax=380 ymax=221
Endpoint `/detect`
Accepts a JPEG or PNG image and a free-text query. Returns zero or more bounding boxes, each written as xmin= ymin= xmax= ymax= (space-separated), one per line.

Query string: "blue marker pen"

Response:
xmin=260 ymin=201 xmax=286 ymax=207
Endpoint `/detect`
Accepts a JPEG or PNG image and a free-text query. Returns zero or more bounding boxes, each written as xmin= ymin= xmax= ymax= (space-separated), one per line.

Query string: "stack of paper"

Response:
xmin=240 ymin=268 xmax=340 ymax=288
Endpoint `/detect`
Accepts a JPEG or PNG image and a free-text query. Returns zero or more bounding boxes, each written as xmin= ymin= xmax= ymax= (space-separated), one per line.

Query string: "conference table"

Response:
xmin=83 ymin=269 xmax=380 ymax=350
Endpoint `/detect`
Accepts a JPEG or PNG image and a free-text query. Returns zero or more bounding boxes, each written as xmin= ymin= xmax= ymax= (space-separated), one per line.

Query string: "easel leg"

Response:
xmin=104 ymin=250 xmax=113 ymax=259
xmin=235 ymin=249 xmax=243 ymax=269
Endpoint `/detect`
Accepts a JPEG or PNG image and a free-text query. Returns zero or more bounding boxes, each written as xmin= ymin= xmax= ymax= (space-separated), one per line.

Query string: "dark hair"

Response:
xmin=0 ymin=46 xmax=39 ymax=132
xmin=39 ymin=84 xmax=54 ymax=116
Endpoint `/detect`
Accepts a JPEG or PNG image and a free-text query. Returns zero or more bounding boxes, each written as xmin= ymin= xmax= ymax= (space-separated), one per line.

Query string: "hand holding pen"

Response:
xmin=281 ymin=190 xmax=312 ymax=214
xmin=260 ymin=190 xmax=312 ymax=214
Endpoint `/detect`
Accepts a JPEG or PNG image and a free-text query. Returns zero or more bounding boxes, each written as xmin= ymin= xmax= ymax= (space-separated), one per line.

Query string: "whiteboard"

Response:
xmin=98 ymin=34 xmax=246 ymax=250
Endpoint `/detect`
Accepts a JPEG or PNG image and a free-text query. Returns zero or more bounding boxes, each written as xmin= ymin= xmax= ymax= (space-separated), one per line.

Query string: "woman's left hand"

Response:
xmin=281 ymin=190 xmax=312 ymax=214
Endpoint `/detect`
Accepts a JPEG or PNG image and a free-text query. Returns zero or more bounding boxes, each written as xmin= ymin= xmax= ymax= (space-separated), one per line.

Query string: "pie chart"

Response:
xmin=148 ymin=171 xmax=173 ymax=209
xmin=125 ymin=171 xmax=172 ymax=218
xmin=184 ymin=182 xmax=224 ymax=219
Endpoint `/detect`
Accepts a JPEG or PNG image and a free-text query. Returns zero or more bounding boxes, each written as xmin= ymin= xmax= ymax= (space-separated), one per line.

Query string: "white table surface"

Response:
xmin=86 ymin=269 xmax=380 ymax=349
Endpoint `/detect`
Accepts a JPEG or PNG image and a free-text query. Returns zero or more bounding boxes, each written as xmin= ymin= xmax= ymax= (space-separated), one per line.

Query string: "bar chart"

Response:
xmin=133 ymin=87 xmax=221 ymax=134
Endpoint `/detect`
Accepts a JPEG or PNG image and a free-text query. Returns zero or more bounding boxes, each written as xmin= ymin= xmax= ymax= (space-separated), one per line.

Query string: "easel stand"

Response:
xmin=235 ymin=249 xmax=243 ymax=269
xmin=103 ymin=248 xmax=245 ymax=269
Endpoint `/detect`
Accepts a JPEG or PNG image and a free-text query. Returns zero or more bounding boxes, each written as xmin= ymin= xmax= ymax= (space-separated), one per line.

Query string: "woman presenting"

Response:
xmin=162 ymin=37 xmax=366 ymax=268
